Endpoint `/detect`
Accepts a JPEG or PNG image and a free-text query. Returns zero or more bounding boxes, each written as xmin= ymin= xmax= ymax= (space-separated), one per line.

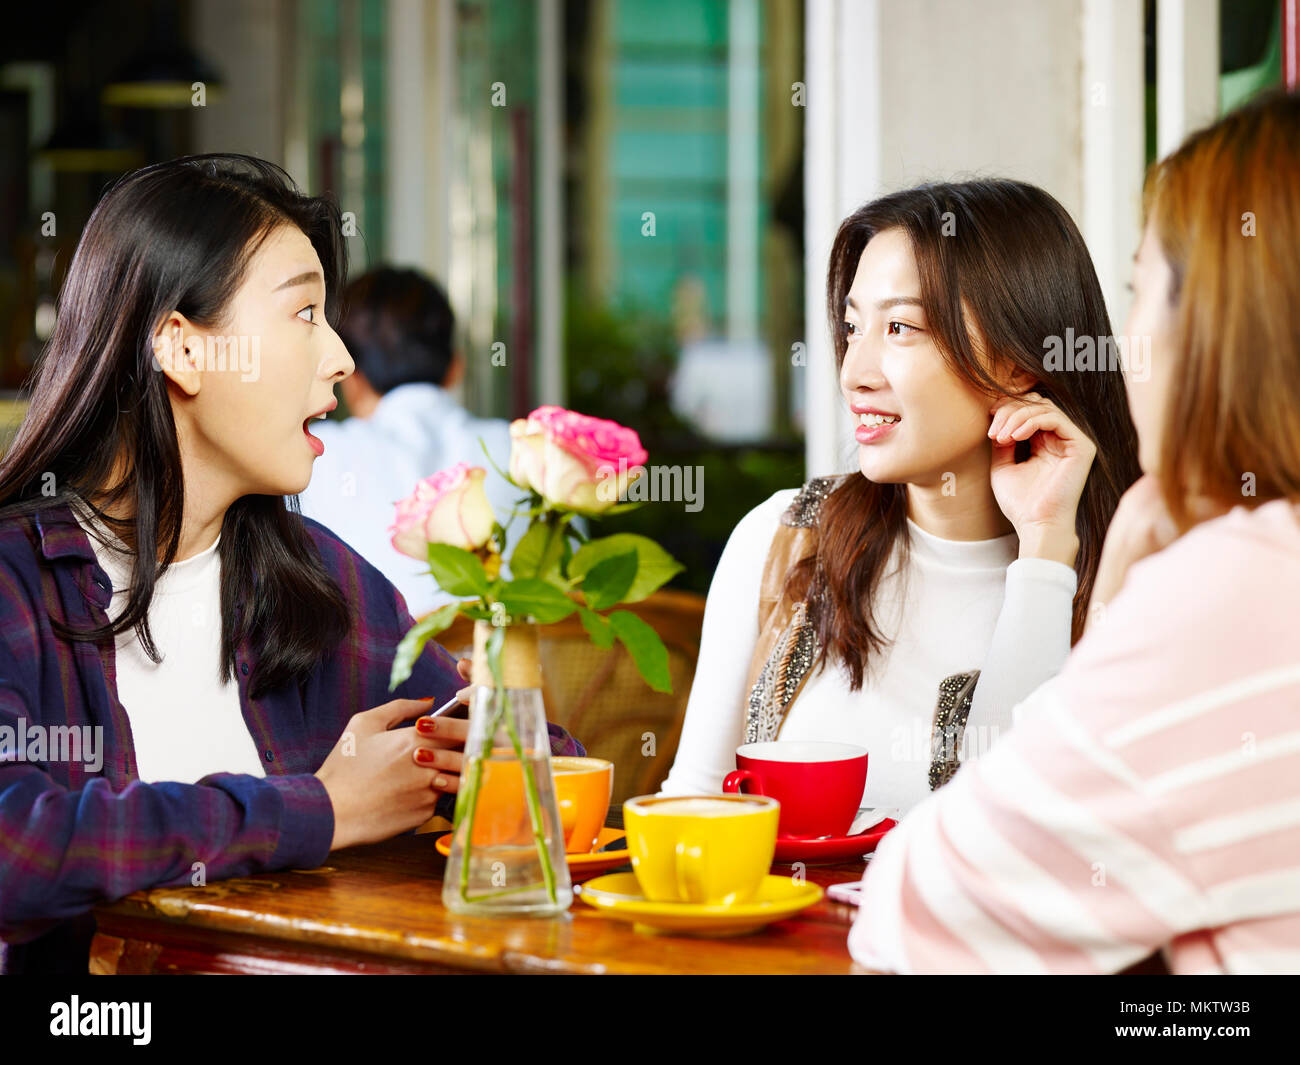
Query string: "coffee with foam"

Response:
xmin=551 ymin=756 xmax=610 ymax=775
xmin=645 ymin=797 xmax=764 ymax=816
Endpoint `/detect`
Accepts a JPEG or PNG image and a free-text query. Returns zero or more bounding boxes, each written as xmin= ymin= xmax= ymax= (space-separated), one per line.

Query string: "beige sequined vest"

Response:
xmin=741 ymin=475 xmax=980 ymax=792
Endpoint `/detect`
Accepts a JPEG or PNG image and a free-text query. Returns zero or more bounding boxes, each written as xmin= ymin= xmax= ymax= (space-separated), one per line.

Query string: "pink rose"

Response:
xmin=508 ymin=406 xmax=648 ymax=513
xmin=390 ymin=462 xmax=496 ymax=559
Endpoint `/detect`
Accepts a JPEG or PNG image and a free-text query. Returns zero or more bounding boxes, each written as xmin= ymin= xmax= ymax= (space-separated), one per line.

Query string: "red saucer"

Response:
xmin=771 ymin=819 xmax=898 ymax=865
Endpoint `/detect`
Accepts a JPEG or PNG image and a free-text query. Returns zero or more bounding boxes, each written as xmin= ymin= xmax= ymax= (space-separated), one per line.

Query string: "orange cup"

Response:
xmin=551 ymin=756 xmax=614 ymax=853
xmin=466 ymin=752 xmax=613 ymax=854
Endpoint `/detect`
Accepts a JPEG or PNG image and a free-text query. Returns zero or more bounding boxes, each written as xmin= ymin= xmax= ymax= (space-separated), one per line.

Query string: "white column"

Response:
xmin=385 ymin=0 xmax=455 ymax=283
xmin=726 ymin=0 xmax=760 ymax=344
xmin=339 ymin=0 xmax=366 ymax=262
xmin=536 ymin=0 xmax=565 ymax=406
xmin=803 ymin=0 xmax=881 ymax=478
xmin=1156 ymin=0 xmax=1220 ymax=158
xmin=192 ymin=0 xmax=284 ymax=164
xmin=1081 ymin=0 xmax=1145 ymax=330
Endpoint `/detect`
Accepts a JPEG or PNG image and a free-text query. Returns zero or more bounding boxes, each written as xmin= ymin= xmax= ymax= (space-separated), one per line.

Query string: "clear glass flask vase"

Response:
xmin=442 ymin=621 xmax=572 ymax=916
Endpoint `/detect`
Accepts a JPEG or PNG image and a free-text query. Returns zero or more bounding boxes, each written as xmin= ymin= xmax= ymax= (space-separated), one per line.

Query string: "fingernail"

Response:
xmin=434 ymin=775 xmax=448 ymax=789
xmin=416 ymin=748 xmax=437 ymax=765
xmin=416 ymin=718 xmax=437 ymax=735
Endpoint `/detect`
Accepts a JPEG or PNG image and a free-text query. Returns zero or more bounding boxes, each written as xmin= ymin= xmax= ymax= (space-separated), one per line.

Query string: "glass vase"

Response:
xmin=442 ymin=620 xmax=572 ymax=916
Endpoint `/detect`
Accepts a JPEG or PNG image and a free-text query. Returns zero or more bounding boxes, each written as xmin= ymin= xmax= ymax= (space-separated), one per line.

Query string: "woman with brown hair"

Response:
xmin=850 ymin=88 xmax=1300 ymax=974
xmin=661 ymin=179 xmax=1141 ymax=813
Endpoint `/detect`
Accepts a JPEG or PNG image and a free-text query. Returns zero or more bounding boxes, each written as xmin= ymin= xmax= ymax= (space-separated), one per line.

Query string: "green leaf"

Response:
xmin=459 ymin=603 xmax=494 ymax=621
xmin=569 ymin=533 xmax=685 ymax=603
xmin=510 ymin=521 xmax=549 ymax=578
xmin=579 ymin=550 xmax=638 ymax=611
xmin=508 ymin=517 xmax=570 ymax=582
xmin=577 ymin=606 xmax=615 ymax=649
xmin=537 ymin=524 xmax=568 ymax=581
xmin=608 ymin=610 xmax=672 ymax=693
xmin=498 ymin=578 xmax=578 ymax=624
xmin=426 ymin=544 xmax=491 ymax=598
xmin=388 ymin=602 xmax=462 ymax=692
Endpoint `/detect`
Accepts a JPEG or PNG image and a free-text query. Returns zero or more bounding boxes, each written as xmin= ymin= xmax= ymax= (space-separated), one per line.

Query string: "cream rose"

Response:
xmin=390 ymin=462 xmax=496 ymax=559
xmin=507 ymin=405 xmax=648 ymax=514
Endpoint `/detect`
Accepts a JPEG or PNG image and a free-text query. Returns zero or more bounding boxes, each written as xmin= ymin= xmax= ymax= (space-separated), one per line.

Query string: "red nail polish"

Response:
xmin=416 ymin=748 xmax=437 ymax=765
xmin=416 ymin=718 xmax=437 ymax=735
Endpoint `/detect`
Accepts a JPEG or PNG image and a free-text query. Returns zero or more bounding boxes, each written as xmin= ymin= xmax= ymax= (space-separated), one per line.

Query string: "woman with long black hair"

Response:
xmin=0 ymin=154 xmax=580 ymax=973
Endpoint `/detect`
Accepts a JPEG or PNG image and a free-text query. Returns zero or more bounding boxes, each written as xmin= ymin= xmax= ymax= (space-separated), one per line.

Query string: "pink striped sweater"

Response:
xmin=849 ymin=498 xmax=1300 ymax=974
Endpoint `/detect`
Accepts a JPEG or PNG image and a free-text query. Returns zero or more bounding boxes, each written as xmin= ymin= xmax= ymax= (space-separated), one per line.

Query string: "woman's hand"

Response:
xmin=314 ymin=656 xmax=475 ymax=851
xmin=1086 ymin=475 xmax=1226 ymax=632
xmin=989 ymin=392 xmax=1097 ymax=567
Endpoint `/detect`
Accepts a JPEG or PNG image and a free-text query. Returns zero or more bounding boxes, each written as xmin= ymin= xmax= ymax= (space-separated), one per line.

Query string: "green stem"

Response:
xmin=463 ymin=880 xmax=551 ymax=903
xmin=455 ymin=731 xmax=486 ymax=901
xmin=456 ymin=624 xmax=558 ymax=906
xmin=500 ymin=685 xmax=558 ymax=904
xmin=455 ymin=682 xmax=506 ymax=902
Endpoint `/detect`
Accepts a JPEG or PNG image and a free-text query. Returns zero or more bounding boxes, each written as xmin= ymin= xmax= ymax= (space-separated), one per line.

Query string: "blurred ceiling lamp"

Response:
xmin=101 ymin=1 xmax=223 ymax=108
xmin=102 ymin=45 xmax=224 ymax=108
xmin=36 ymin=102 xmax=142 ymax=172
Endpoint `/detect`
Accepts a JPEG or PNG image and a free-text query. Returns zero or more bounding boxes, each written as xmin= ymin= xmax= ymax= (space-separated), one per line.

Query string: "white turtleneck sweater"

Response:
xmin=658 ymin=487 xmax=1078 ymax=814
xmin=68 ymin=498 xmax=266 ymax=785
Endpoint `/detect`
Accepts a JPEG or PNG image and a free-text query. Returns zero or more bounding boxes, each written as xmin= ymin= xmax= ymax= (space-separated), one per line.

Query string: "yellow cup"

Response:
xmin=552 ymin=756 xmax=614 ymax=853
xmin=623 ymin=794 xmax=780 ymax=905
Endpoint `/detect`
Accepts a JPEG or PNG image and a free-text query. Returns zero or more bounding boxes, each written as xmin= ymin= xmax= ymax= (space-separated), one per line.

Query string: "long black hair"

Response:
xmin=0 ymin=153 xmax=351 ymax=700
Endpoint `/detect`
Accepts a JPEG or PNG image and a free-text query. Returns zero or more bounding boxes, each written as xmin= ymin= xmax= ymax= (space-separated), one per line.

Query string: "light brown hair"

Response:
xmin=1144 ymin=88 xmax=1300 ymax=528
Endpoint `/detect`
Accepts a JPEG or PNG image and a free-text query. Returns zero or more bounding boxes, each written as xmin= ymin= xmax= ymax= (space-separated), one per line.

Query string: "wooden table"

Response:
xmin=89 ymin=832 xmax=872 ymax=975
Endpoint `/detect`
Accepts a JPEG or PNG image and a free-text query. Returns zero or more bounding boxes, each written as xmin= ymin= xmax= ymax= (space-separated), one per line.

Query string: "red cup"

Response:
xmin=722 ymin=741 xmax=867 ymax=839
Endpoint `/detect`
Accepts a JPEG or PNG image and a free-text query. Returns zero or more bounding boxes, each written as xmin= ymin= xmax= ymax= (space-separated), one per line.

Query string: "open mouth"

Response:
xmin=303 ymin=414 xmax=326 ymax=454
xmin=857 ymin=412 xmax=899 ymax=428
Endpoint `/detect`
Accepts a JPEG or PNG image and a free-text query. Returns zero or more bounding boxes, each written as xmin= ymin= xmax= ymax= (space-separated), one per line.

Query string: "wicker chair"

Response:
xmin=431 ymin=589 xmax=706 ymax=807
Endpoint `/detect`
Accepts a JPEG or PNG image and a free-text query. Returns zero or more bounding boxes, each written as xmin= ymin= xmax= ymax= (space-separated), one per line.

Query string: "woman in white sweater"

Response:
xmin=660 ymin=180 xmax=1141 ymax=816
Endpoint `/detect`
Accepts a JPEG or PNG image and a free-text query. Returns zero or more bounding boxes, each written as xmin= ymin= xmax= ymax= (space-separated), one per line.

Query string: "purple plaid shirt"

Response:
xmin=0 ymin=501 xmax=582 ymax=974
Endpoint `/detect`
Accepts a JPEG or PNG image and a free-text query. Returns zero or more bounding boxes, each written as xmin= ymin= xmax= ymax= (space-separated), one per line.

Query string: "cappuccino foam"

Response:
xmin=646 ymin=797 xmax=763 ymax=817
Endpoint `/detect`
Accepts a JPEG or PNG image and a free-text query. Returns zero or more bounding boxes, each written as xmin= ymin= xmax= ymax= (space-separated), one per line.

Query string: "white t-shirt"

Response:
xmin=658 ymin=486 xmax=1078 ymax=814
xmin=68 ymin=498 xmax=266 ymax=785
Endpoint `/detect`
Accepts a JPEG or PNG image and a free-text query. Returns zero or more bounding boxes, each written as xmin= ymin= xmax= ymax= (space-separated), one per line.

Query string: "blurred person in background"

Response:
xmin=295 ymin=267 xmax=517 ymax=618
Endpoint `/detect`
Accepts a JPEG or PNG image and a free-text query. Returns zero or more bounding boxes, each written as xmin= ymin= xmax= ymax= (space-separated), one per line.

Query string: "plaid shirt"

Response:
xmin=0 ymin=501 xmax=582 ymax=973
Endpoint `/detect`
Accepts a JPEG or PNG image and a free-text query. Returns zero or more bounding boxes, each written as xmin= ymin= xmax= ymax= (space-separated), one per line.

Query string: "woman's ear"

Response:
xmin=1007 ymin=366 xmax=1040 ymax=396
xmin=993 ymin=363 xmax=1039 ymax=397
xmin=151 ymin=311 xmax=202 ymax=397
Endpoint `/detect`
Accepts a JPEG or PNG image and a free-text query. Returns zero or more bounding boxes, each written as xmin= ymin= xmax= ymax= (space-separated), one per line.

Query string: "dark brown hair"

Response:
xmin=0 ymin=154 xmax=351 ymax=700
xmin=791 ymin=179 xmax=1141 ymax=690
xmin=1143 ymin=88 xmax=1300 ymax=527
xmin=340 ymin=266 xmax=457 ymax=394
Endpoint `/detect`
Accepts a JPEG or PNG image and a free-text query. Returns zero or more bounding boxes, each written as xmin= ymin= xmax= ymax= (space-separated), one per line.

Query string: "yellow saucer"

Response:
xmin=575 ymin=873 xmax=824 ymax=937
